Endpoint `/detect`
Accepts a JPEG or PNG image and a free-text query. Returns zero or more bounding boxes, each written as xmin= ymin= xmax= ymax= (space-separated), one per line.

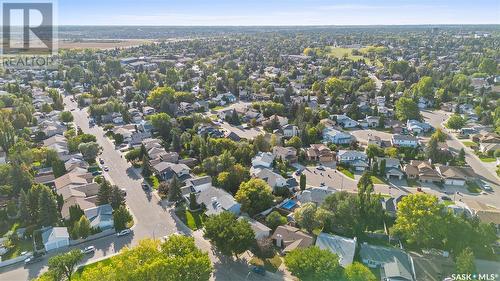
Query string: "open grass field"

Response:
xmin=326 ymin=47 xmax=364 ymax=60
xmin=58 ymin=39 xmax=152 ymax=50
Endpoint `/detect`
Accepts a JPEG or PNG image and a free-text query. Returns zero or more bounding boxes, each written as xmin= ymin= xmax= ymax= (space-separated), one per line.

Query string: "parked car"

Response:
xmin=81 ymin=246 xmax=95 ymax=254
xmin=103 ymin=166 xmax=109 ymax=172
xmin=250 ymin=265 xmax=266 ymax=276
xmin=99 ymin=158 xmax=104 ymax=164
xmin=441 ymin=196 xmax=451 ymax=201
xmin=481 ymin=180 xmax=492 ymax=191
xmin=117 ymin=229 xmax=131 ymax=237
xmin=316 ymin=166 xmax=325 ymax=171
xmin=141 ymin=183 xmax=149 ymax=191
xmin=24 ymin=256 xmax=43 ymax=265
xmin=91 ymin=171 xmax=102 ymax=176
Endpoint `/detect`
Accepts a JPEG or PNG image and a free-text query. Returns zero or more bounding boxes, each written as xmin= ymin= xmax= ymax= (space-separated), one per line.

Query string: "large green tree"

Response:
xmin=203 ymin=211 xmax=255 ymax=257
xmin=395 ymin=97 xmax=419 ymax=121
xmin=235 ymin=178 xmax=274 ymax=216
xmin=284 ymin=246 xmax=342 ymax=281
xmin=46 ymin=249 xmax=84 ymax=281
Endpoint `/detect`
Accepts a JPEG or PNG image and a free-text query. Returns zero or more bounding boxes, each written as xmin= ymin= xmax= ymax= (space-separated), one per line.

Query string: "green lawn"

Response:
xmin=74 ymin=256 xmax=114 ymax=280
xmin=462 ymin=141 xmax=476 ymax=147
xmin=338 ymin=167 xmax=354 ymax=179
xmin=326 ymin=47 xmax=364 ymax=61
xmin=467 ymin=182 xmax=482 ymax=193
xmin=148 ymin=175 xmax=160 ymax=189
xmin=406 ymin=179 xmax=421 ymax=187
xmin=479 ymin=157 xmax=496 ymax=163
xmin=1 ymin=239 xmax=33 ymax=260
xmin=371 ymin=176 xmax=386 ymax=184
xmin=250 ymin=254 xmax=283 ymax=273
xmin=175 ymin=208 xmax=205 ymax=230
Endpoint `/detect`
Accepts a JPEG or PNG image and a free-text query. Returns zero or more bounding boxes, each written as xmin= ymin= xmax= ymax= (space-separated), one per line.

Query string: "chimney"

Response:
xmin=276 ymin=234 xmax=283 ymax=248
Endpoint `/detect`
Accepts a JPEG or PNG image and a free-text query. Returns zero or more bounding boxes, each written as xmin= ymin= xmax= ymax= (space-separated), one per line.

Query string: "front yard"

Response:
xmin=370 ymin=175 xmax=386 ymax=184
xmin=338 ymin=167 xmax=354 ymax=179
xmin=175 ymin=207 xmax=206 ymax=230
xmin=467 ymin=181 xmax=482 ymax=193
xmin=1 ymin=238 xmax=33 ymax=260
xmin=249 ymin=254 xmax=283 ymax=273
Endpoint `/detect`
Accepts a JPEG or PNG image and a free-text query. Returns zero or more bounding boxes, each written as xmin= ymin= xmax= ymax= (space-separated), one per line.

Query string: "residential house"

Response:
xmin=64 ymin=157 xmax=89 ymax=172
xmin=436 ymin=166 xmax=475 ymax=186
xmin=282 ymin=124 xmax=299 ymax=138
xmin=84 ymin=204 xmax=114 ymax=230
xmin=337 ymin=150 xmax=368 ymax=171
xmin=376 ymin=157 xmax=404 ymax=180
xmin=268 ymin=114 xmax=289 ymax=126
xmin=185 ymin=176 xmax=212 ymax=193
xmin=297 ymin=186 xmax=335 ymax=205
xmin=473 ymin=132 xmax=500 ymax=144
xmin=41 ymin=227 xmax=69 ymax=252
xmin=323 ymin=128 xmax=354 ymax=145
xmin=305 ymin=144 xmax=335 ymax=164
xmin=365 ymin=116 xmax=380 ymax=128
xmin=196 ymin=186 xmax=240 ymax=216
xmin=360 ymin=243 xmax=415 ymax=281
xmin=271 ymin=225 xmax=314 ymax=253
xmin=407 ymin=119 xmax=433 ymax=134
xmin=43 ymin=134 xmax=70 ymax=160
xmin=272 ymin=146 xmax=298 ymax=163
xmin=55 ymin=172 xmax=99 ymax=219
xmin=251 ymin=152 xmax=275 ymax=168
xmin=464 ymin=200 xmax=500 ymax=233
xmin=251 ymin=167 xmax=287 ymax=191
xmin=391 ymin=134 xmax=419 ymax=148
xmin=34 ymin=168 xmax=56 ymax=186
xmin=334 ymin=114 xmax=359 ymax=128
xmin=479 ymin=143 xmax=500 ymax=154
xmin=315 ymin=233 xmax=356 ymax=268
xmin=404 ymin=160 xmax=442 ymax=183
xmin=367 ymin=135 xmax=382 ymax=147
xmin=153 ymin=162 xmax=190 ymax=181
xmin=239 ymin=216 xmax=271 ymax=240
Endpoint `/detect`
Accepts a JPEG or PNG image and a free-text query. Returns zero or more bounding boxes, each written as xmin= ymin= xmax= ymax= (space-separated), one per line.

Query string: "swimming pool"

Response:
xmin=282 ymin=200 xmax=297 ymax=210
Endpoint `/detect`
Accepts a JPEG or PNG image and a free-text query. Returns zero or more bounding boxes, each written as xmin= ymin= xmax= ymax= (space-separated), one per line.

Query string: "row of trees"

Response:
xmin=38 ymin=236 xmax=212 ymax=281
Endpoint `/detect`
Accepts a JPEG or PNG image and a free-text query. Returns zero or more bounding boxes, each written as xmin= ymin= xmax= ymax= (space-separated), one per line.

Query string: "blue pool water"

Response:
xmin=282 ymin=200 xmax=297 ymax=210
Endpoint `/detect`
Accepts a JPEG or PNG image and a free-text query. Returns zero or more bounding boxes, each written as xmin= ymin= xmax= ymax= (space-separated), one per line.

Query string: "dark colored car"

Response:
xmin=250 ymin=265 xmax=266 ymax=276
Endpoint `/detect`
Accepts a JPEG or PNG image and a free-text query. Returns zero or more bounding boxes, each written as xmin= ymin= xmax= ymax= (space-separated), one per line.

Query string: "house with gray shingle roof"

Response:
xmin=360 ymin=243 xmax=415 ymax=281
xmin=315 ymin=233 xmax=356 ymax=268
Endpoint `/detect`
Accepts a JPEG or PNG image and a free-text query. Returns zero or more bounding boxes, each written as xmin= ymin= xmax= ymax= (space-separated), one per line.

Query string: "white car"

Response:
xmin=481 ymin=180 xmax=492 ymax=191
xmin=117 ymin=229 xmax=131 ymax=237
xmin=81 ymin=246 xmax=95 ymax=254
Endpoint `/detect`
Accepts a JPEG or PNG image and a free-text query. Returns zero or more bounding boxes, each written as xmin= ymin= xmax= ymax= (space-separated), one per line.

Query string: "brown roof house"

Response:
xmin=436 ymin=166 xmax=475 ymax=186
xmin=305 ymin=144 xmax=335 ymax=164
xmin=272 ymin=146 xmax=298 ymax=163
xmin=403 ymin=160 xmax=442 ymax=183
xmin=54 ymin=172 xmax=99 ymax=219
xmin=271 ymin=225 xmax=313 ymax=253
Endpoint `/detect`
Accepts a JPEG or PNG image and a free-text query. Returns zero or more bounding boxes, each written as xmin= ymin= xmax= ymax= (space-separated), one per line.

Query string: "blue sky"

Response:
xmin=58 ymin=0 xmax=500 ymax=25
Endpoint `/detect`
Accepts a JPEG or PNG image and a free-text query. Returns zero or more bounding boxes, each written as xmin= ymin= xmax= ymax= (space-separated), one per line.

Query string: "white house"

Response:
xmin=239 ymin=217 xmax=271 ymax=239
xmin=323 ymin=128 xmax=354 ymax=145
xmin=42 ymin=227 xmax=69 ymax=252
xmin=282 ymin=124 xmax=299 ymax=138
xmin=251 ymin=152 xmax=275 ymax=168
xmin=316 ymin=233 xmax=357 ymax=268
xmin=251 ymin=167 xmax=287 ymax=191
xmin=84 ymin=204 xmax=114 ymax=231
xmin=391 ymin=134 xmax=419 ymax=148
xmin=335 ymin=114 xmax=359 ymax=128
